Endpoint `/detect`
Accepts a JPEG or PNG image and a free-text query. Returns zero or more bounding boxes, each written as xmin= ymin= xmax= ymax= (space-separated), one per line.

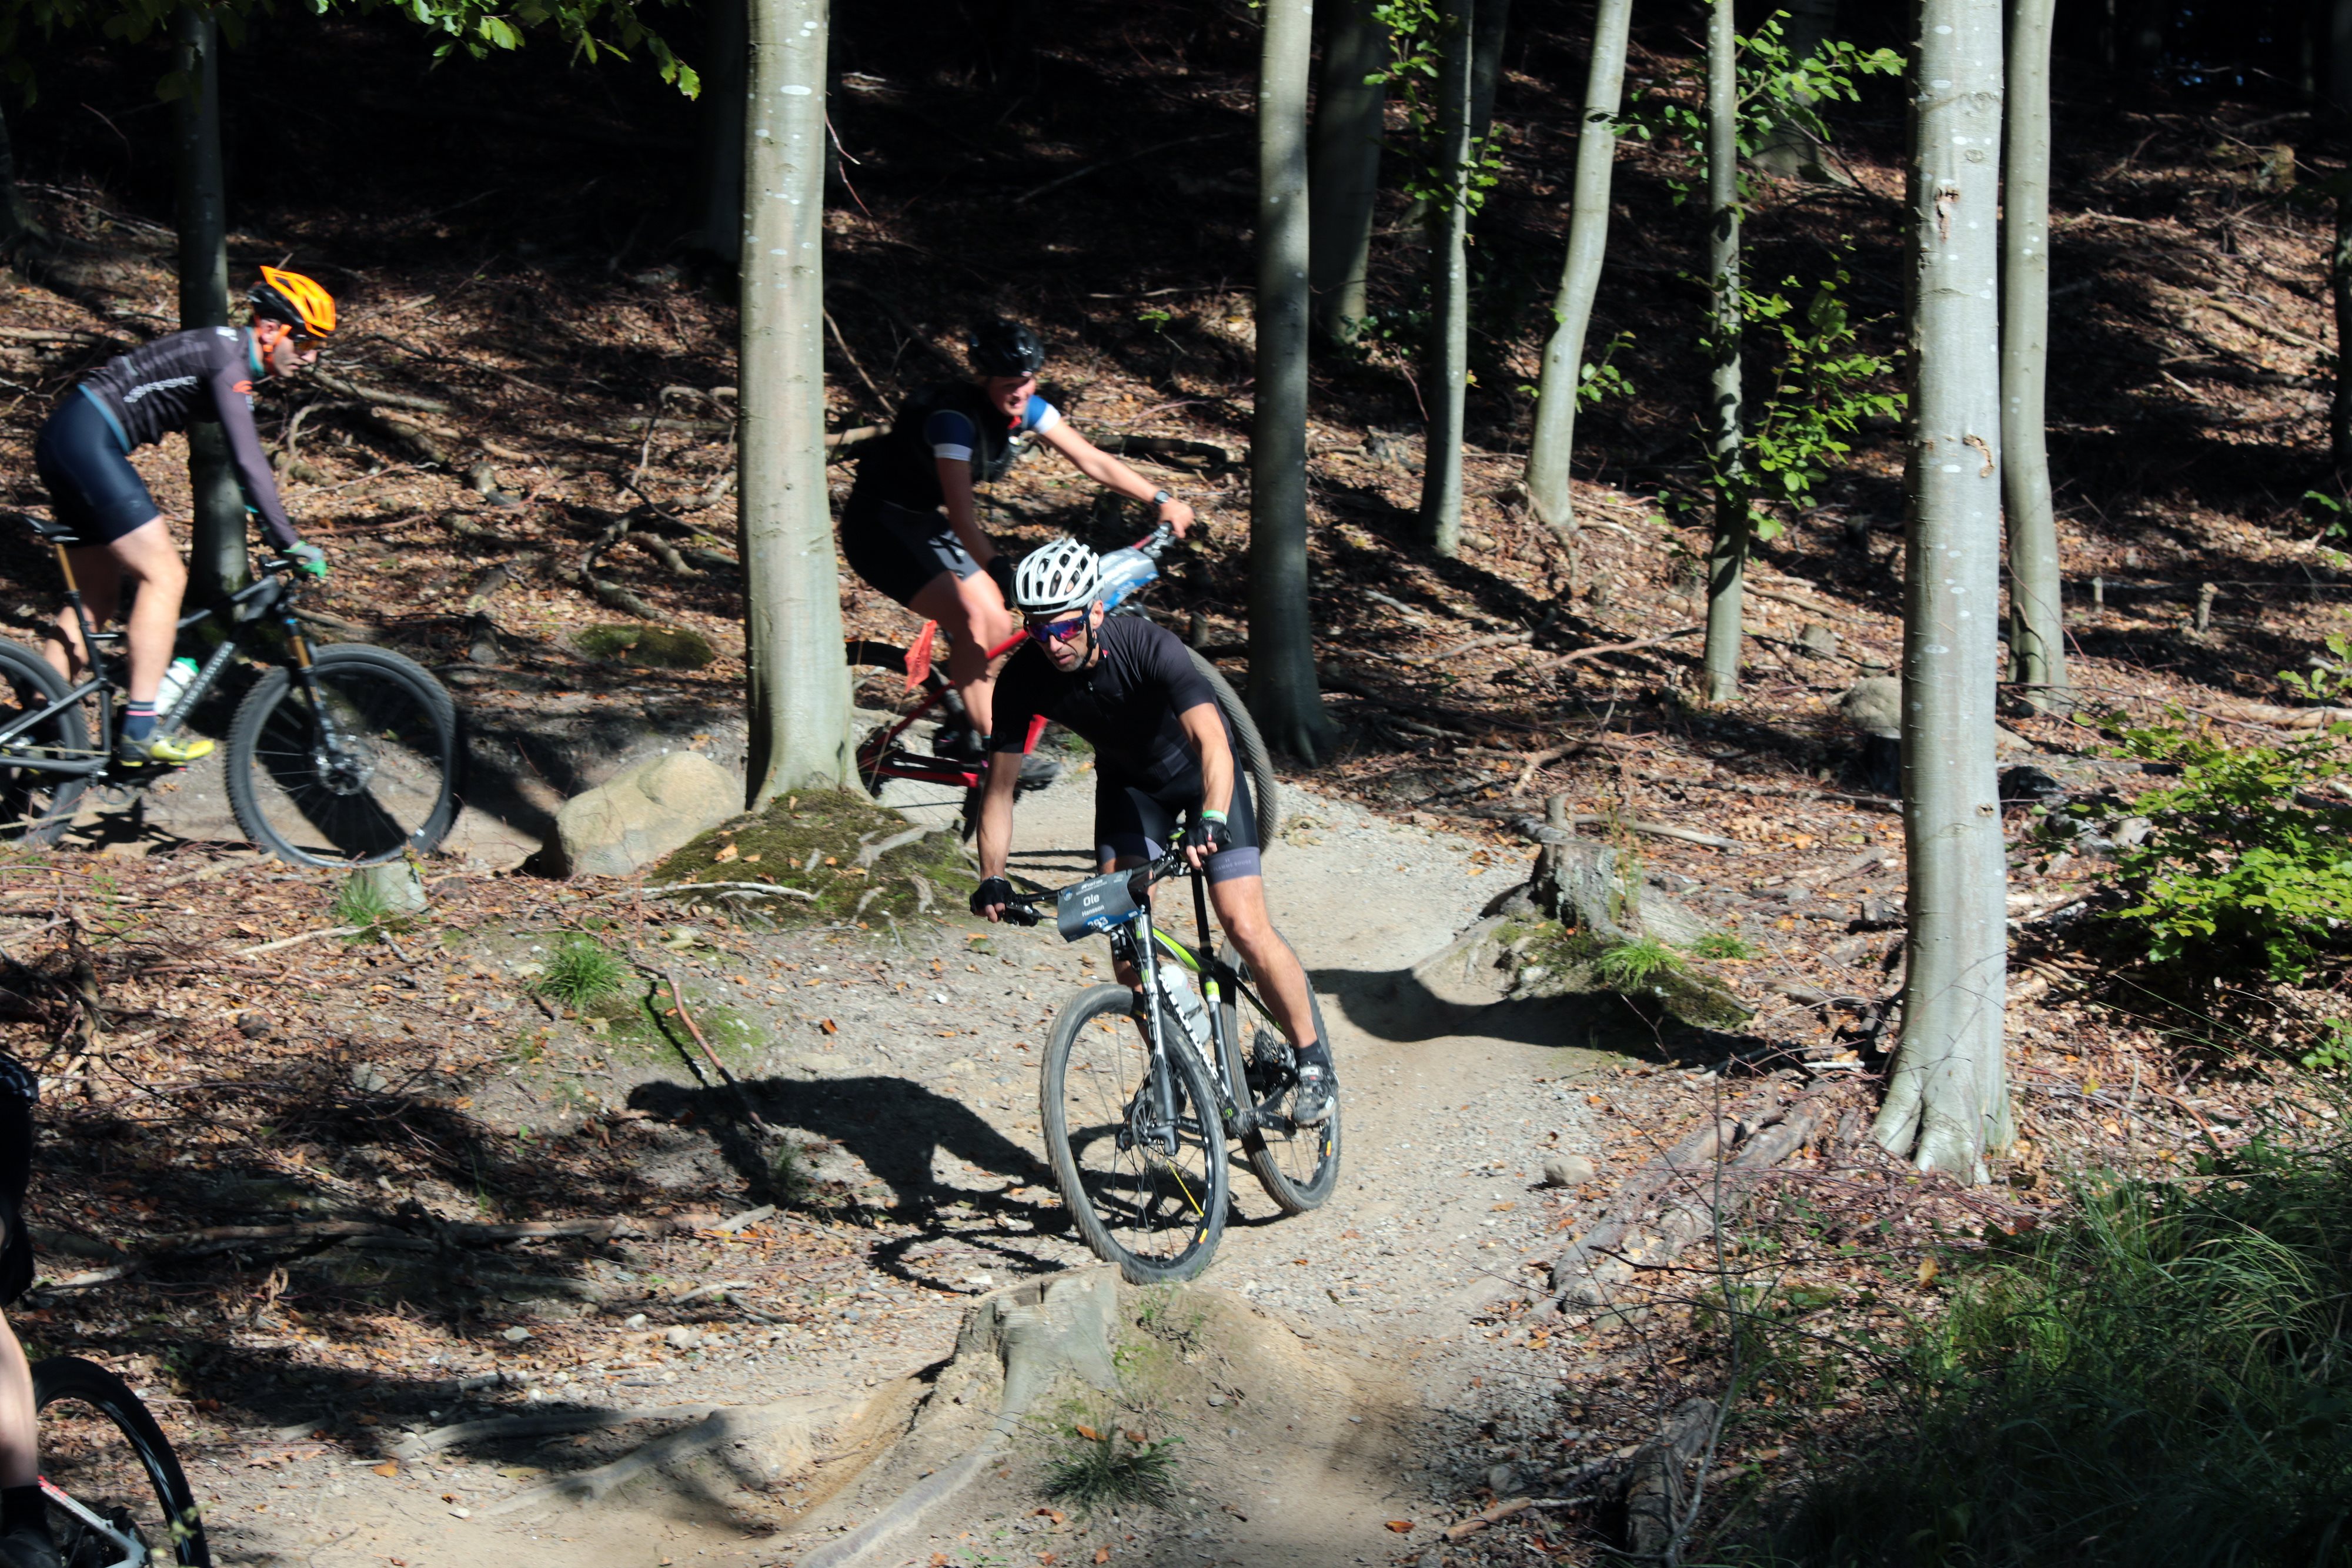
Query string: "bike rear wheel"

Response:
xmin=225 ymin=643 xmax=460 ymax=867
xmin=1184 ymin=648 xmax=1279 ymax=846
xmin=1041 ymin=982 xmax=1230 ymax=1283
xmin=34 ymin=1355 xmax=211 ymax=1567
xmin=1225 ymin=959 xmax=1342 ymax=1214
xmin=0 ymin=641 xmax=91 ymax=848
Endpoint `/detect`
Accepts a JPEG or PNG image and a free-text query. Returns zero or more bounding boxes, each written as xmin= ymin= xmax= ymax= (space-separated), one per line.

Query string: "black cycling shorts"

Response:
xmin=0 ymin=1056 xmax=36 ymax=1307
xmin=35 ymin=391 xmax=160 ymax=546
xmin=840 ymin=496 xmax=980 ymax=609
xmin=1096 ymin=764 xmax=1263 ymax=885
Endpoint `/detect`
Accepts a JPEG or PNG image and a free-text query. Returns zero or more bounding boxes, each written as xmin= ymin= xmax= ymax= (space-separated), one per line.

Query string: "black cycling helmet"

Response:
xmin=968 ymin=318 xmax=1046 ymax=378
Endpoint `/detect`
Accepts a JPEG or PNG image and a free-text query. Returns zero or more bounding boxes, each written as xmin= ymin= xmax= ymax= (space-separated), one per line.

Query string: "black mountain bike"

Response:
xmin=34 ymin=1355 xmax=211 ymax=1565
xmin=0 ymin=514 xmax=460 ymax=866
xmin=1003 ymin=851 xmax=1341 ymax=1283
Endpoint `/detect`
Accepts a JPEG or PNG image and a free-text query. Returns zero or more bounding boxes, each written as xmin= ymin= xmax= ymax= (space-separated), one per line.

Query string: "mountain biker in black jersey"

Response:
xmin=839 ymin=318 xmax=1195 ymax=758
xmin=967 ymin=539 xmax=1337 ymax=1125
xmin=0 ymin=1058 xmax=54 ymax=1568
xmin=33 ymin=267 xmax=334 ymax=766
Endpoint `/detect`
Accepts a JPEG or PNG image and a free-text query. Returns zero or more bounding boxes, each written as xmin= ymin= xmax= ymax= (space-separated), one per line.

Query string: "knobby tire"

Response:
xmin=0 ymin=642 xmax=89 ymax=847
xmin=34 ymin=1355 xmax=211 ymax=1566
xmin=1184 ymin=647 xmax=1280 ymax=847
xmin=1041 ymin=983 xmax=1230 ymax=1283
xmin=1224 ymin=958 xmax=1342 ymax=1213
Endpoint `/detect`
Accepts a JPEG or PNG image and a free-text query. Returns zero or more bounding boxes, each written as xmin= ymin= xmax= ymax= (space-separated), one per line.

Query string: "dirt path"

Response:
xmin=137 ymin=765 xmax=1682 ymax=1567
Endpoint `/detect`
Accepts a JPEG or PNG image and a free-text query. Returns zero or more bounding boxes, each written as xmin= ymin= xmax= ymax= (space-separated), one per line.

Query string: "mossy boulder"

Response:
xmin=650 ymin=788 xmax=977 ymax=930
xmin=1508 ymin=921 xmax=1753 ymax=1031
xmin=574 ymin=623 xmax=718 ymax=670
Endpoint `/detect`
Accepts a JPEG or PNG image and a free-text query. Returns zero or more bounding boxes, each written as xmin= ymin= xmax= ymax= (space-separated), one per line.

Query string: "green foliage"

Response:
xmin=1368 ymin=0 xmax=1504 ymax=219
xmin=1691 ymin=930 xmax=1756 ymax=960
xmin=2278 ymin=625 xmax=2352 ymax=706
xmin=3 ymin=0 xmax=698 ymax=102
xmin=1618 ymin=13 xmax=1903 ymax=206
xmin=1735 ymin=1145 xmax=2352 ymax=1567
xmin=1040 ymin=1422 xmax=1181 ymax=1519
xmin=330 ymin=874 xmax=394 ymax=932
xmin=2078 ymin=720 xmax=2352 ymax=987
xmin=1573 ymin=330 xmax=1638 ymax=410
xmin=1736 ymin=266 xmax=1902 ymax=526
xmin=2301 ymin=1019 xmax=2352 ymax=1073
xmin=537 ymin=934 xmax=632 ymax=1011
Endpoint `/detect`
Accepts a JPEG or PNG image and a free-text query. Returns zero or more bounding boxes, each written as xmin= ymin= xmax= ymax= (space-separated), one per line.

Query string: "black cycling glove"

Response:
xmin=1186 ymin=814 xmax=1231 ymax=857
xmin=971 ymin=875 xmax=1015 ymax=917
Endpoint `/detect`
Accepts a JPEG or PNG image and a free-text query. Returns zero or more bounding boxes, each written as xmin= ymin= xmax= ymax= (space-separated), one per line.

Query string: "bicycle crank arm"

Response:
xmin=38 ymin=1476 xmax=150 ymax=1566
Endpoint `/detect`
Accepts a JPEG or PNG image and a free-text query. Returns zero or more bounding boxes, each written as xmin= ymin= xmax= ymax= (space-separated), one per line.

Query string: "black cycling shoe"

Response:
xmin=931 ymin=726 xmax=983 ymax=762
xmin=0 ymin=1526 xmax=62 ymax=1568
xmin=1290 ymin=1042 xmax=1337 ymax=1127
xmin=1017 ymin=751 xmax=1061 ymax=789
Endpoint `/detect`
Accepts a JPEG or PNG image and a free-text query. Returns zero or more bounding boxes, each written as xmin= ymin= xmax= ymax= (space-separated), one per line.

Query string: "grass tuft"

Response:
xmin=1040 ymin=1423 xmax=1181 ymax=1519
xmin=331 ymin=874 xmax=395 ymax=932
xmin=1690 ymin=930 xmax=1756 ymax=961
xmin=1595 ymin=934 xmax=1685 ymax=989
xmin=537 ymin=935 xmax=632 ymax=1010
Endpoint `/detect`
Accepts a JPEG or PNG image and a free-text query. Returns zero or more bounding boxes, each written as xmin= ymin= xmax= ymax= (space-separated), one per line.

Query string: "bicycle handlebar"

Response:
xmin=996 ymin=848 xmax=1192 ymax=931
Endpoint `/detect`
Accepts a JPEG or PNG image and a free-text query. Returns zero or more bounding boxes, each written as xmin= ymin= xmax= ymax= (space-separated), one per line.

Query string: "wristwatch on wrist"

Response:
xmin=1152 ymin=489 xmax=1173 ymax=507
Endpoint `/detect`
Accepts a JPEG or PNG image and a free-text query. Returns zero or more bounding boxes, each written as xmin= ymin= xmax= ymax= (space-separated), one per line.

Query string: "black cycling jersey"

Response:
xmin=988 ymin=617 xmax=1218 ymax=785
xmin=76 ymin=327 xmax=298 ymax=549
xmin=846 ymin=381 xmax=1057 ymax=517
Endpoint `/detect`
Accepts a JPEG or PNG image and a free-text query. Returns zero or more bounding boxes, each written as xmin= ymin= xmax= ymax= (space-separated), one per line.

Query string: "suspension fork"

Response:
xmin=281 ymin=617 xmax=344 ymax=753
xmin=1121 ymin=918 xmax=1181 ymax=1155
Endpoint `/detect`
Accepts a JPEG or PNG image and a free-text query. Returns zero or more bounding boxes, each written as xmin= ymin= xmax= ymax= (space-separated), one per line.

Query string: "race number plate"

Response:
xmin=1057 ymin=869 xmax=1141 ymax=941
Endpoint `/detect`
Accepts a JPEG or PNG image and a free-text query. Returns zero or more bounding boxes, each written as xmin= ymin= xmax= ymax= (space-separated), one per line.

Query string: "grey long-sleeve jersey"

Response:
xmin=78 ymin=326 xmax=300 ymax=550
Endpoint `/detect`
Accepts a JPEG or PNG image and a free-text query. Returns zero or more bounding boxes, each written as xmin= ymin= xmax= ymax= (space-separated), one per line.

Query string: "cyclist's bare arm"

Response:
xmin=933 ymin=457 xmax=1001 ymax=568
xmin=1033 ymin=423 xmax=1197 ymax=537
xmin=1177 ymin=700 xmax=1234 ymax=819
xmin=973 ymin=746 xmax=1025 ymax=917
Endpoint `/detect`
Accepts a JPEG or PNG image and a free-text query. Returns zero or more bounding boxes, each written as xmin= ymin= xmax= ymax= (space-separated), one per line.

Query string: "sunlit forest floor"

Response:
xmin=1 ymin=2 xmax=2348 ymax=1562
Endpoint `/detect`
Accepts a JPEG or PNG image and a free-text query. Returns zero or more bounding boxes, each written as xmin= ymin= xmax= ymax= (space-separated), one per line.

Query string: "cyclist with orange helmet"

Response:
xmin=32 ymin=267 xmax=335 ymax=765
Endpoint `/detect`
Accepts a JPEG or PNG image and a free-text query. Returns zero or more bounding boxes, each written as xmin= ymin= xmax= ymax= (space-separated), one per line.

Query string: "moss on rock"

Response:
xmin=649 ymin=788 xmax=975 ymax=930
xmin=573 ymin=623 xmax=717 ymax=670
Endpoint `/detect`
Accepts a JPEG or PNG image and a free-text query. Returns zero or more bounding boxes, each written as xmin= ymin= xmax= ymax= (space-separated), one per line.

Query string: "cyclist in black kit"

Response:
xmin=840 ymin=319 xmax=1194 ymax=756
xmin=968 ymin=540 xmax=1337 ymax=1125
xmin=33 ymin=267 xmax=333 ymax=765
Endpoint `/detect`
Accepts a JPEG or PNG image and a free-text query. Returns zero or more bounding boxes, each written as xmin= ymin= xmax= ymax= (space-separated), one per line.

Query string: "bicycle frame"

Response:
xmin=855 ymin=625 xmax=1041 ymax=791
xmin=1 ymin=544 xmax=329 ymax=780
xmin=40 ymin=1472 xmax=164 ymax=1566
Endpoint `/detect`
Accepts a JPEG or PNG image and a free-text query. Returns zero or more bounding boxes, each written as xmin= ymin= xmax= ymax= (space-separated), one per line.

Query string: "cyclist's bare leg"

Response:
xmin=41 ymin=545 xmax=123 ymax=686
xmin=908 ymin=566 xmax=1015 ymax=740
xmin=0 ymin=1312 xmax=30 ymax=1489
xmin=40 ymin=520 xmax=179 ymax=707
xmin=1099 ymin=859 xmax=1317 ymax=1048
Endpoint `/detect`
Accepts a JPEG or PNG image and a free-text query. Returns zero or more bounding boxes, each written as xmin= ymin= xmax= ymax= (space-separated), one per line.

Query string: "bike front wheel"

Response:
xmin=34 ymin=1355 xmax=211 ymax=1566
xmin=0 ymin=641 xmax=90 ymax=848
xmin=226 ymin=643 xmax=460 ymax=867
xmin=1041 ymin=983 xmax=1231 ymax=1283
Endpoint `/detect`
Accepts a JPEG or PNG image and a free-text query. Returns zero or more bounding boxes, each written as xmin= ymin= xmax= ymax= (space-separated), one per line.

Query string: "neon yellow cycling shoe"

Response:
xmin=114 ymin=733 xmax=216 ymax=767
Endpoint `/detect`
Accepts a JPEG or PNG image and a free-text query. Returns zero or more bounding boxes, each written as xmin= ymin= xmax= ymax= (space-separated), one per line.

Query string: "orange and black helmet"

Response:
xmin=246 ymin=267 xmax=336 ymax=339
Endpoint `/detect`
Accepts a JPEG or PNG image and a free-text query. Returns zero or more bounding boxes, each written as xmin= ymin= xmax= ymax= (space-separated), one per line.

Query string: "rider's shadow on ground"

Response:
xmin=1309 ymin=958 xmax=1686 ymax=1062
xmin=628 ymin=1074 xmax=1068 ymax=1266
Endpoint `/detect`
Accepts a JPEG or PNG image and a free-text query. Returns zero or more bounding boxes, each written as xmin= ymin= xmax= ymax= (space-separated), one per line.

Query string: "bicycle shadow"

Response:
xmin=1309 ymin=955 xmax=1703 ymax=1064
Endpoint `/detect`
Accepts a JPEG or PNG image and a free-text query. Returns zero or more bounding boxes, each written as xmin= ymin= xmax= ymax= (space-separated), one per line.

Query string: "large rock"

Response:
xmin=556 ymin=751 xmax=741 ymax=877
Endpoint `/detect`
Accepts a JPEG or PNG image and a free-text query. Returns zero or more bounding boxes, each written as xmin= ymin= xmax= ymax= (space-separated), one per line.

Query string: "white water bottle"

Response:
xmin=155 ymin=657 xmax=199 ymax=720
xmin=1158 ymin=966 xmax=1214 ymax=1063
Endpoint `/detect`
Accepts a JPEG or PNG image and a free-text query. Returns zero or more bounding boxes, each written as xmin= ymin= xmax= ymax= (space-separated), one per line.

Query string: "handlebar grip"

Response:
xmin=1004 ymin=903 xmax=1041 ymax=928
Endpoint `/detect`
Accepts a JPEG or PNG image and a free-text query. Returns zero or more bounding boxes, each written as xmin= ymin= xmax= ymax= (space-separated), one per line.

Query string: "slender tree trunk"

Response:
xmin=1250 ymin=0 xmax=1335 ymax=763
xmin=1872 ymin=0 xmax=2011 ymax=1181
xmin=740 ymin=0 xmax=850 ymax=806
xmin=1699 ymin=0 xmax=1747 ymax=703
xmin=1417 ymin=0 xmax=1474 ymax=557
xmin=2003 ymin=0 xmax=2064 ymax=701
xmin=1523 ymin=0 xmax=1633 ymax=535
xmin=1755 ymin=0 xmax=1840 ymax=178
xmin=690 ymin=0 xmax=749 ymax=268
xmin=172 ymin=6 xmax=247 ymax=610
xmin=1467 ymin=0 xmax=1512 ymax=150
xmin=2332 ymin=0 xmax=2352 ymax=113
xmin=2334 ymin=192 xmax=2352 ymax=474
xmin=1307 ymin=0 xmax=1388 ymax=348
xmin=0 ymin=97 xmax=47 ymax=264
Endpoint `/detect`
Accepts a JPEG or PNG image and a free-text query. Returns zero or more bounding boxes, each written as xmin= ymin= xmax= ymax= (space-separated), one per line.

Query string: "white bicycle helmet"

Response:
xmin=1011 ymin=537 xmax=1101 ymax=616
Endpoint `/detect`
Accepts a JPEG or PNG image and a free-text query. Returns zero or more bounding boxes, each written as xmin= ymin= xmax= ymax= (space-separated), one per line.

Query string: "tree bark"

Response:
xmin=2333 ymin=0 xmax=2352 ymax=114
xmin=1753 ymin=0 xmax=1840 ymax=179
xmin=1248 ymin=0 xmax=1336 ymax=763
xmin=0 ymin=96 xmax=47 ymax=265
xmin=172 ymin=6 xmax=248 ymax=610
xmin=1522 ymin=0 xmax=1633 ymax=535
xmin=2337 ymin=191 xmax=2352 ymax=475
xmin=1467 ymin=0 xmax=1512 ymax=151
xmin=1699 ymin=0 xmax=1747 ymax=703
xmin=1416 ymin=0 xmax=1475 ymax=558
xmin=689 ymin=0 xmax=749 ymax=268
xmin=1872 ymin=0 xmax=2011 ymax=1181
xmin=2003 ymin=0 xmax=2064 ymax=701
xmin=739 ymin=0 xmax=850 ymax=807
xmin=1307 ymin=0 xmax=1388 ymax=348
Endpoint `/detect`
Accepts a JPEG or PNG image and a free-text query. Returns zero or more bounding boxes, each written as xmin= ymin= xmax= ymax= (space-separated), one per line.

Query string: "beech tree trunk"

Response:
xmin=2333 ymin=0 xmax=2352 ymax=113
xmin=740 ymin=0 xmax=850 ymax=806
xmin=172 ymin=8 xmax=248 ymax=610
xmin=689 ymin=0 xmax=749 ymax=267
xmin=1467 ymin=0 xmax=1512 ymax=151
xmin=1249 ymin=0 xmax=1335 ymax=763
xmin=2336 ymin=193 xmax=2352 ymax=474
xmin=1522 ymin=0 xmax=1633 ymax=535
xmin=1873 ymin=0 xmax=2012 ymax=1180
xmin=1699 ymin=0 xmax=1748 ymax=703
xmin=2003 ymin=0 xmax=2065 ymax=701
xmin=1307 ymin=0 xmax=1387 ymax=348
xmin=0 ymin=97 xmax=46 ymax=264
xmin=1416 ymin=0 xmax=1474 ymax=558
